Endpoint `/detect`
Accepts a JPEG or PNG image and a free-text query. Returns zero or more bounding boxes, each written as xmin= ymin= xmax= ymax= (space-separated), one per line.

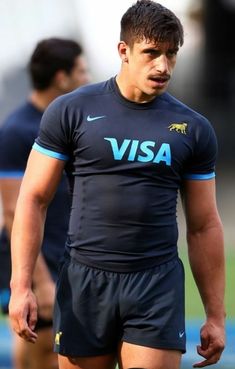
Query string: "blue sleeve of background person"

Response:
xmin=0 ymin=103 xmax=41 ymax=178
xmin=0 ymin=103 xmax=70 ymax=281
xmin=183 ymin=118 xmax=218 ymax=180
xmin=0 ymin=122 xmax=29 ymax=178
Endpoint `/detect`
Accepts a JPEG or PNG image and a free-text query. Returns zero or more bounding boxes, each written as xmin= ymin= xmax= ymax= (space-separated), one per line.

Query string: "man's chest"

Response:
xmin=70 ymin=108 xmax=193 ymax=174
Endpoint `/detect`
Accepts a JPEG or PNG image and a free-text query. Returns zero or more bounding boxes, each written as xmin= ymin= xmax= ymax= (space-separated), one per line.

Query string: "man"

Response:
xmin=9 ymin=2 xmax=225 ymax=369
xmin=0 ymin=37 xmax=90 ymax=369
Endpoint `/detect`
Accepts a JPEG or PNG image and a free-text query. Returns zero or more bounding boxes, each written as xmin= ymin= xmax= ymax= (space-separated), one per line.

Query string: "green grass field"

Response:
xmin=179 ymin=247 xmax=235 ymax=319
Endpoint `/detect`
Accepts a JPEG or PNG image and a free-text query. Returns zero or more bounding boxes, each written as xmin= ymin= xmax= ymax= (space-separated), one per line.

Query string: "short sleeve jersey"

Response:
xmin=0 ymin=102 xmax=70 ymax=279
xmin=34 ymin=78 xmax=217 ymax=272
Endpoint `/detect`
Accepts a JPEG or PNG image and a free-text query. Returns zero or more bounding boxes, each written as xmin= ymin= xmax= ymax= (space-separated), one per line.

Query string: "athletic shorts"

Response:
xmin=53 ymin=256 xmax=186 ymax=357
xmin=0 ymin=231 xmax=11 ymax=315
xmin=35 ymin=317 xmax=53 ymax=331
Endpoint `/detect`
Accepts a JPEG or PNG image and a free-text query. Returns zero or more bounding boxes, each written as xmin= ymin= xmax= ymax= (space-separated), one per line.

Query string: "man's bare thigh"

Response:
xmin=28 ymin=327 xmax=58 ymax=369
xmin=58 ymin=353 xmax=117 ymax=369
xmin=118 ymin=341 xmax=182 ymax=369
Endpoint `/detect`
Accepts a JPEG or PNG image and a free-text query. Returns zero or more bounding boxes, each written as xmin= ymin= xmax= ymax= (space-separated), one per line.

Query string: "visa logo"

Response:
xmin=104 ymin=137 xmax=171 ymax=166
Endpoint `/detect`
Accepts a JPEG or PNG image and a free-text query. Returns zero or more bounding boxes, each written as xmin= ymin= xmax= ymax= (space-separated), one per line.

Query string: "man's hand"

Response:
xmin=9 ymin=287 xmax=38 ymax=343
xmin=34 ymin=280 xmax=55 ymax=321
xmin=193 ymin=320 xmax=225 ymax=367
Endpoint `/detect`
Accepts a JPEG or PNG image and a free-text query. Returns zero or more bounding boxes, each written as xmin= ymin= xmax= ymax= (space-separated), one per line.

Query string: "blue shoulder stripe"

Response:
xmin=0 ymin=171 xmax=24 ymax=179
xmin=183 ymin=172 xmax=215 ymax=180
xmin=32 ymin=143 xmax=69 ymax=161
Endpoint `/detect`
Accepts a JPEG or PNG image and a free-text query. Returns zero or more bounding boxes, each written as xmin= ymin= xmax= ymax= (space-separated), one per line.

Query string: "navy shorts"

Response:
xmin=35 ymin=317 xmax=53 ymax=331
xmin=0 ymin=231 xmax=11 ymax=315
xmin=53 ymin=257 xmax=185 ymax=357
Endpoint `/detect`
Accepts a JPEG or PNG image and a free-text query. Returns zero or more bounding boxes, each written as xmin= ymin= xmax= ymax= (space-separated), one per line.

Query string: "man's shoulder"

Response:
xmin=0 ymin=102 xmax=39 ymax=162
xmin=75 ymin=79 xmax=111 ymax=97
xmin=1 ymin=101 xmax=40 ymax=133
xmin=160 ymin=93 xmax=210 ymax=125
xmin=56 ymin=79 xmax=112 ymax=108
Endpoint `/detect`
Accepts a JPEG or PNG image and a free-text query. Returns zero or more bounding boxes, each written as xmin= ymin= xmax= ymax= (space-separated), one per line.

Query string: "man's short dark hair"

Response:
xmin=120 ymin=0 xmax=184 ymax=48
xmin=29 ymin=38 xmax=83 ymax=90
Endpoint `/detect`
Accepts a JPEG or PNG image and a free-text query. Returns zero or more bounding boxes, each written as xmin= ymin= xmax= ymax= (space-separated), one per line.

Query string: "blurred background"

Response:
xmin=0 ymin=0 xmax=234 ymax=368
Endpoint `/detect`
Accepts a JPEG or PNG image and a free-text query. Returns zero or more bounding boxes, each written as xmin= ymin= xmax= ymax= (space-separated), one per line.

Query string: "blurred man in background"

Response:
xmin=0 ymin=37 xmax=90 ymax=369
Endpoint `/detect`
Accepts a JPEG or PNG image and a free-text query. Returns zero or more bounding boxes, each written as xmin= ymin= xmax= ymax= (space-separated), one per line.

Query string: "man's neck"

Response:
xmin=116 ymin=72 xmax=157 ymax=104
xmin=29 ymin=88 xmax=61 ymax=111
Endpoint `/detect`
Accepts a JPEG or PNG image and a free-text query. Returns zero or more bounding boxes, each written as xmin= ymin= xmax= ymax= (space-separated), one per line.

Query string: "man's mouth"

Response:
xmin=149 ymin=75 xmax=170 ymax=83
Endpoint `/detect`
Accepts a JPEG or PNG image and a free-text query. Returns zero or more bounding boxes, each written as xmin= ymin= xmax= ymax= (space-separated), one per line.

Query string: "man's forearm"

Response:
xmin=10 ymin=193 xmax=47 ymax=291
xmin=187 ymin=221 xmax=225 ymax=321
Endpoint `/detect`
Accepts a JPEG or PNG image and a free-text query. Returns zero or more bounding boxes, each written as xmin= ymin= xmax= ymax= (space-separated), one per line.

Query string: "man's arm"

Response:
xmin=0 ymin=177 xmax=56 ymax=322
xmin=9 ymin=149 xmax=65 ymax=343
xmin=0 ymin=179 xmax=21 ymax=237
xmin=181 ymin=178 xmax=225 ymax=368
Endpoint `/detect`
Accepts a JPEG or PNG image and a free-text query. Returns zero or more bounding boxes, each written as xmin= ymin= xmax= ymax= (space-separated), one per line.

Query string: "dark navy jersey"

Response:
xmin=34 ymin=77 xmax=217 ymax=272
xmin=0 ymin=102 xmax=70 ymax=279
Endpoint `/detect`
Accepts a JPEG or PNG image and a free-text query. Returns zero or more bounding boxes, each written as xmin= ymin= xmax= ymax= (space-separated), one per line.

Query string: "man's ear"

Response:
xmin=53 ymin=70 xmax=69 ymax=90
xmin=118 ymin=41 xmax=129 ymax=63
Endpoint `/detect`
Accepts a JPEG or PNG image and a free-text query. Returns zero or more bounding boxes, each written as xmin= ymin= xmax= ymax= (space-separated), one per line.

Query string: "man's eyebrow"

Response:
xmin=141 ymin=46 xmax=179 ymax=53
xmin=142 ymin=47 xmax=161 ymax=52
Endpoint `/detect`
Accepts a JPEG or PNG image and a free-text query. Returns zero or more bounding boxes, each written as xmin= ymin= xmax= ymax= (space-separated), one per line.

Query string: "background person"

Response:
xmin=9 ymin=2 xmax=225 ymax=369
xmin=0 ymin=37 xmax=90 ymax=369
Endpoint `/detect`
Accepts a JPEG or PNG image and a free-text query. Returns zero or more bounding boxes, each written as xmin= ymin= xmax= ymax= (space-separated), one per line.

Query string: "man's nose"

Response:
xmin=155 ymin=55 xmax=169 ymax=74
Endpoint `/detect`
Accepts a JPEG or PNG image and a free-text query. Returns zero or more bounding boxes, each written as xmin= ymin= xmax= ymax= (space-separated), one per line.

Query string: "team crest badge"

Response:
xmin=55 ymin=331 xmax=62 ymax=345
xmin=168 ymin=122 xmax=187 ymax=134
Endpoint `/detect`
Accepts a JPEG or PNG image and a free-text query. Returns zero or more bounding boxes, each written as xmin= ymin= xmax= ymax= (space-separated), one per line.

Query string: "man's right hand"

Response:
xmin=9 ymin=287 xmax=38 ymax=343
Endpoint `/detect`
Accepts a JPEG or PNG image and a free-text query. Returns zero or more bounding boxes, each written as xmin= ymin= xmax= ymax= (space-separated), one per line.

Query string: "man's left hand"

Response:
xmin=193 ymin=320 xmax=225 ymax=367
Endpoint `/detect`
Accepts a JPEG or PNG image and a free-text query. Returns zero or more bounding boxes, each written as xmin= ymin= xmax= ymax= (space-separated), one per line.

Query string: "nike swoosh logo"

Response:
xmin=87 ymin=115 xmax=106 ymax=122
xmin=179 ymin=331 xmax=185 ymax=338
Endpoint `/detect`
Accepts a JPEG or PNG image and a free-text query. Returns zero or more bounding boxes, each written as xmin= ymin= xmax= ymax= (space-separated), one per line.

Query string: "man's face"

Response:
xmin=64 ymin=55 xmax=90 ymax=92
xmin=121 ymin=39 xmax=178 ymax=102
